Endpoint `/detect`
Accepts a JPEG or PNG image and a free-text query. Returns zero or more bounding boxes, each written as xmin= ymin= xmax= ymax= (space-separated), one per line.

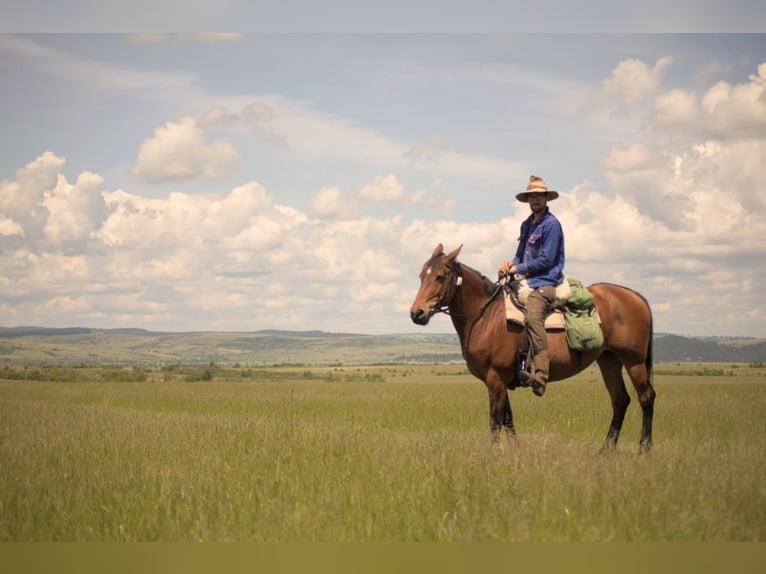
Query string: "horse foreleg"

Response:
xmin=486 ymin=370 xmax=515 ymax=439
xmin=596 ymin=352 xmax=631 ymax=452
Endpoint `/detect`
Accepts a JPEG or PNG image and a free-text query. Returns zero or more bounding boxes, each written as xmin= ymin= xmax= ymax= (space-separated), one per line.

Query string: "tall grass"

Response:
xmin=0 ymin=368 xmax=764 ymax=541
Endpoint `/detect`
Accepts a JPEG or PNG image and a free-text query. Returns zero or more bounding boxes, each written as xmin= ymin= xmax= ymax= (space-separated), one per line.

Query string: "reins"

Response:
xmin=432 ymin=262 xmax=504 ymax=320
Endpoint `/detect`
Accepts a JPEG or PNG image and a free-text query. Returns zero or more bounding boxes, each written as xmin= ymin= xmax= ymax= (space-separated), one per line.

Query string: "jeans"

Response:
xmin=526 ymin=285 xmax=556 ymax=356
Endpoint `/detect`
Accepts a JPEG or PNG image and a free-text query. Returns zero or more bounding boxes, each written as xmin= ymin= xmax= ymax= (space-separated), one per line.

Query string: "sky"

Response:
xmin=0 ymin=11 xmax=765 ymax=337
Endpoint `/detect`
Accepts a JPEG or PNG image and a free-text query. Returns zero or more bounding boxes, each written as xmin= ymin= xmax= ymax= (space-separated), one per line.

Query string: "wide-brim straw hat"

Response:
xmin=515 ymin=175 xmax=559 ymax=202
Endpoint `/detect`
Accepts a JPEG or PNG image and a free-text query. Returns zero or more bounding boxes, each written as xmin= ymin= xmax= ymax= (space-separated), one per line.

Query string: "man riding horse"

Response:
xmin=498 ymin=175 xmax=565 ymax=397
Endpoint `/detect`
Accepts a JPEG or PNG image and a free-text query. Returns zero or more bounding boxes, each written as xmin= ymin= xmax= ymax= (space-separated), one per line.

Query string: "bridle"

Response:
xmin=430 ymin=261 xmax=504 ymax=320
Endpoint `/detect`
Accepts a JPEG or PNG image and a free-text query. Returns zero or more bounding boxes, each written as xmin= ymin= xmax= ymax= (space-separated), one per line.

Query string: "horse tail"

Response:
xmin=632 ymin=287 xmax=654 ymax=386
xmin=646 ymin=300 xmax=654 ymax=385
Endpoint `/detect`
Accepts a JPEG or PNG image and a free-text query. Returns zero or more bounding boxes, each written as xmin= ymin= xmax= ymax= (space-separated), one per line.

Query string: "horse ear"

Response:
xmin=444 ymin=244 xmax=462 ymax=263
xmin=431 ymin=243 xmax=444 ymax=257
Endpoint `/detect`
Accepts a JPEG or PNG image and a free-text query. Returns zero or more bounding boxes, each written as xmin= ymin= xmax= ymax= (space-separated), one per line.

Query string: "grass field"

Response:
xmin=0 ymin=363 xmax=764 ymax=541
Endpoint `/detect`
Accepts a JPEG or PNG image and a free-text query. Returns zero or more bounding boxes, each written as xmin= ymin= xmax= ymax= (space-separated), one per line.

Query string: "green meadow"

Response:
xmin=1 ymin=363 xmax=764 ymax=541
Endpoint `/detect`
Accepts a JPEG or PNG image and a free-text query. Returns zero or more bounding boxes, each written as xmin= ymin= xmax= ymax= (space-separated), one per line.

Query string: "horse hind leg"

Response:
xmin=625 ymin=362 xmax=656 ymax=453
xmin=596 ymin=352 xmax=631 ymax=452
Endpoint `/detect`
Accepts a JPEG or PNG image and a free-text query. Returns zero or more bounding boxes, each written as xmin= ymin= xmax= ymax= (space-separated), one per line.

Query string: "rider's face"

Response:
xmin=527 ymin=193 xmax=547 ymax=214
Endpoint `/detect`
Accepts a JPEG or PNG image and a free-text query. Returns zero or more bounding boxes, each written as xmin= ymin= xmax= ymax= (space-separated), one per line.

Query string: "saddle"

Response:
xmin=502 ymin=278 xmax=568 ymax=331
xmin=503 ymin=277 xmax=602 ymax=389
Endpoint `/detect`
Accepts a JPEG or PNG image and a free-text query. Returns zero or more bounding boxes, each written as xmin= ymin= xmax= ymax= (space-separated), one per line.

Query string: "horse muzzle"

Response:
xmin=410 ymin=306 xmax=433 ymax=325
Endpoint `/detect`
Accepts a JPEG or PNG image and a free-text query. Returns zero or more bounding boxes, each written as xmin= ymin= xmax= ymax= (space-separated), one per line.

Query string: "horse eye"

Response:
xmin=435 ymin=275 xmax=445 ymax=283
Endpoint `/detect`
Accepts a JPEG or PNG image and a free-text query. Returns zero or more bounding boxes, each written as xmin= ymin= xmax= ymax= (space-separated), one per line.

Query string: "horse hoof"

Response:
xmin=532 ymin=382 xmax=546 ymax=397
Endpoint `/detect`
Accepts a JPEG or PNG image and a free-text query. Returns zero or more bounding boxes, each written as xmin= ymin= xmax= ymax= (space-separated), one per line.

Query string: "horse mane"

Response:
xmin=457 ymin=262 xmax=497 ymax=296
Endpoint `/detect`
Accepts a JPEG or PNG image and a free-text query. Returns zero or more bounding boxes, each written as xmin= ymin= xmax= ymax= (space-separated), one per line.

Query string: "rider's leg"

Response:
xmin=525 ymin=286 xmax=556 ymax=396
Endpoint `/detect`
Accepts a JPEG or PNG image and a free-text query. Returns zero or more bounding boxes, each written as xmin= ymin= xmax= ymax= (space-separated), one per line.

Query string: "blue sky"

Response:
xmin=0 ymin=25 xmax=764 ymax=336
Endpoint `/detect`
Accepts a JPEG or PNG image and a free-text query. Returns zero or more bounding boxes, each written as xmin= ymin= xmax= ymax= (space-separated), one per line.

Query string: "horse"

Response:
xmin=409 ymin=243 xmax=656 ymax=453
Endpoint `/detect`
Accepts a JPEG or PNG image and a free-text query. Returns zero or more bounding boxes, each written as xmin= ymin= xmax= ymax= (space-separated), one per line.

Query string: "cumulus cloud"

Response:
xmin=314 ymin=176 xmax=461 ymax=230
xmin=2 ymin=56 xmax=766 ymax=336
xmin=593 ymin=61 xmax=766 ymax=232
xmin=0 ymin=152 xmax=65 ymax=250
xmin=357 ymin=174 xmax=406 ymax=203
xmin=131 ymin=116 xmax=243 ymax=183
xmin=599 ymin=143 xmax=695 ymax=230
xmin=582 ymin=56 xmax=672 ymax=115
xmin=574 ymin=60 xmax=766 ymax=335
xmin=326 ymin=175 xmax=458 ymax=218
xmin=652 ymin=88 xmax=699 ymax=127
xmin=700 ymin=64 xmax=766 ymax=136
xmin=310 ymin=186 xmax=354 ymax=220
xmin=0 ymin=153 xmax=104 ymax=254
xmin=0 ymin=216 xmax=24 ymax=237
xmin=43 ymin=171 xmax=108 ymax=253
xmin=652 ymin=62 xmax=766 ymax=140
xmin=1 ymin=141 xmax=765 ymax=336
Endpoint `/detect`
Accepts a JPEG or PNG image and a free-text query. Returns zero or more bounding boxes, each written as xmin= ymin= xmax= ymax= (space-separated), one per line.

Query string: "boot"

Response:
xmin=531 ymin=350 xmax=550 ymax=397
xmin=517 ymin=351 xmax=532 ymax=387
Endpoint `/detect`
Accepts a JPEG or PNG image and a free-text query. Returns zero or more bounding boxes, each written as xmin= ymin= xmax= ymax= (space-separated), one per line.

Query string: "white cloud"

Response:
xmin=310 ymin=186 xmax=355 ymax=220
xmin=0 ymin=216 xmax=24 ymax=237
xmin=357 ymin=174 xmax=406 ymax=203
xmin=652 ymin=88 xmax=699 ymax=127
xmin=307 ymin=175 xmax=459 ymax=219
xmin=1 ymin=46 xmax=765 ymax=337
xmin=352 ymin=174 xmax=458 ymax=217
xmin=599 ymin=143 xmax=695 ymax=230
xmin=599 ymin=61 xmax=766 ymax=233
xmin=130 ymin=116 xmax=243 ymax=183
xmin=567 ymin=60 xmax=766 ymax=335
xmin=2 ymin=147 xmax=765 ymax=336
xmin=582 ymin=56 xmax=672 ymax=115
xmin=203 ymin=182 xmax=276 ymax=233
xmin=0 ymin=151 xmax=62 ymax=248
xmin=699 ymin=63 xmax=766 ymax=137
xmin=2 ymin=35 xmax=526 ymax=186
xmin=43 ymin=172 xmax=108 ymax=253
xmin=652 ymin=62 xmax=766 ymax=139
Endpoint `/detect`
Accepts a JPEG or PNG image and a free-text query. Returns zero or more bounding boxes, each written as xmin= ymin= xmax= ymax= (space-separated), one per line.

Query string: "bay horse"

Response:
xmin=409 ymin=244 xmax=656 ymax=452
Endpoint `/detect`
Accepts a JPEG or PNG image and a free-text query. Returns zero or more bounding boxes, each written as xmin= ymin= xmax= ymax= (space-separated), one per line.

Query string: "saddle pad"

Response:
xmin=504 ymin=289 xmax=566 ymax=330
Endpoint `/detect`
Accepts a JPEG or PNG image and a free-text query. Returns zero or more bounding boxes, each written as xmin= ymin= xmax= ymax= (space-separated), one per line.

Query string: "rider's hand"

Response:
xmin=498 ymin=261 xmax=516 ymax=277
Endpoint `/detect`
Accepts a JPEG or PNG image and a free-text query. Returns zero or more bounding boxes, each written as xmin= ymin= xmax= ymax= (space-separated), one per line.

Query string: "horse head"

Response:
xmin=410 ymin=243 xmax=463 ymax=325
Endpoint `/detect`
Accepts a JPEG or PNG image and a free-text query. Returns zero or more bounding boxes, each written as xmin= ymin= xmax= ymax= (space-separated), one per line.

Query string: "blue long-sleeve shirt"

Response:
xmin=512 ymin=207 xmax=565 ymax=288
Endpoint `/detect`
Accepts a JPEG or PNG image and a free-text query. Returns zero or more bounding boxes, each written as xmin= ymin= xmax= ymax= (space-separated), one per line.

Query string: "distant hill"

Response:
xmin=0 ymin=327 xmax=463 ymax=366
xmin=0 ymin=327 xmax=763 ymax=366
xmin=654 ymin=334 xmax=766 ymax=363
